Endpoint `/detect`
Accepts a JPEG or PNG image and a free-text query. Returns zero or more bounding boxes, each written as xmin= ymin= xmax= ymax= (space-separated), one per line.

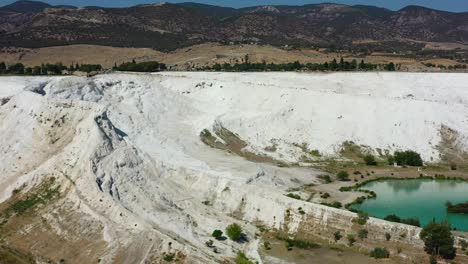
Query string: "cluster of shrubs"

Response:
xmin=206 ymin=58 xmax=396 ymax=72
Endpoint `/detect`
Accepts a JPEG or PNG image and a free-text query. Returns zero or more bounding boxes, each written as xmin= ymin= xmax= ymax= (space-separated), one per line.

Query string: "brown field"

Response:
xmin=1 ymin=43 xmax=466 ymax=71
xmin=422 ymin=42 xmax=468 ymax=51
xmin=422 ymin=58 xmax=463 ymax=66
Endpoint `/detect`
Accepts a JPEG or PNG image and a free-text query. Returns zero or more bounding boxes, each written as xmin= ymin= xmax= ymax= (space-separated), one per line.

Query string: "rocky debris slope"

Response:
xmin=0 ymin=72 xmax=467 ymax=263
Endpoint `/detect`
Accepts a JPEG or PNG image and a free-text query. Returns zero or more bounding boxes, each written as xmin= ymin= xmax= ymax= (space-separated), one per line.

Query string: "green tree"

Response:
xmin=347 ymin=234 xmax=356 ymax=246
xmin=363 ymin=154 xmax=377 ymax=166
xmin=8 ymin=63 xmax=25 ymax=74
xmin=336 ymin=171 xmax=349 ymax=181
xmin=235 ymin=251 xmax=253 ymax=264
xmin=385 ymin=232 xmax=391 ymax=241
xmin=350 ymin=59 xmax=357 ymax=70
xmin=394 ymin=150 xmax=423 ymax=166
xmin=354 ymin=211 xmax=369 ymax=225
xmin=0 ymin=61 xmax=6 ymax=73
xmin=32 ymin=66 xmax=42 ymax=75
xmin=385 ymin=62 xmax=396 ymax=71
xmin=212 ymin=63 xmax=222 ymax=71
xmin=292 ymin=61 xmax=301 ymax=70
xmin=359 ymin=59 xmax=366 ymax=70
xmin=41 ymin=63 xmax=47 ymax=75
xmin=24 ymin=67 xmax=33 ymax=75
xmin=460 ymin=239 xmax=468 ymax=251
xmin=358 ymin=229 xmax=368 ymax=240
xmin=339 ymin=57 xmax=345 ymax=70
xmin=420 ymin=221 xmax=456 ymax=259
xmin=330 ymin=59 xmax=338 ymax=70
xmin=226 ymin=223 xmax=243 ymax=241
xmin=334 ymin=231 xmax=342 ymax=242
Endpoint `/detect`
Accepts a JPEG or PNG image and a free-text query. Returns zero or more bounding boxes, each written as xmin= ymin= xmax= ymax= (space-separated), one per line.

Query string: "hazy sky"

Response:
xmin=1 ymin=0 xmax=467 ymax=12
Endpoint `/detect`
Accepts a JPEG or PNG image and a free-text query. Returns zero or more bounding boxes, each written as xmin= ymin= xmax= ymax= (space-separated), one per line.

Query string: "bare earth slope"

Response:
xmin=0 ymin=72 xmax=468 ymax=263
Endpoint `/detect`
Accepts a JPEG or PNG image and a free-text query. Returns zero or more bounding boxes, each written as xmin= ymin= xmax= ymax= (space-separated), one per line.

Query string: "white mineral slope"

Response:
xmin=0 ymin=72 xmax=467 ymax=263
xmin=157 ymin=72 xmax=468 ymax=162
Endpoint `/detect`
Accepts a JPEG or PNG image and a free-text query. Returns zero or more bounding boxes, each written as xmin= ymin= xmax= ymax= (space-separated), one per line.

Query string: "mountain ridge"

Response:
xmin=0 ymin=0 xmax=467 ymax=51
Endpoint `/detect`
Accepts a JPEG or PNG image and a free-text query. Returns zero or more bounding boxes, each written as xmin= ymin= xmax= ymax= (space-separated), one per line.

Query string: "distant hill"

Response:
xmin=0 ymin=1 xmax=467 ymax=51
xmin=1 ymin=0 xmax=51 ymax=13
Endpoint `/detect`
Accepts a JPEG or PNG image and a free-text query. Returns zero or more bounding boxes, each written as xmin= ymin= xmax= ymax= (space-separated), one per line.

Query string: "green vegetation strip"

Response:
xmin=0 ymin=178 xmax=60 ymax=227
xmin=206 ymin=57 xmax=396 ymax=72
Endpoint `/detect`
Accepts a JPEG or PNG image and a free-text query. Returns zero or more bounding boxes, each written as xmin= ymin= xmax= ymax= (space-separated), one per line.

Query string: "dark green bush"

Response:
xmin=286 ymin=193 xmax=301 ymax=200
xmin=370 ymin=247 xmax=390 ymax=258
xmin=212 ymin=229 xmax=223 ymax=239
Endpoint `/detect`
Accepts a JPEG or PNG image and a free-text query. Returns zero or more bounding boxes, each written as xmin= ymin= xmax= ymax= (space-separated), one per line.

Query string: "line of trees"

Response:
xmin=0 ymin=62 xmax=103 ymax=75
xmin=2 ymin=58 xmax=396 ymax=75
xmin=113 ymin=60 xmax=167 ymax=72
xmin=0 ymin=60 xmax=168 ymax=75
xmin=204 ymin=58 xmax=397 ymax=72
xmin=424 ymin=62 xmax=467 ymax=70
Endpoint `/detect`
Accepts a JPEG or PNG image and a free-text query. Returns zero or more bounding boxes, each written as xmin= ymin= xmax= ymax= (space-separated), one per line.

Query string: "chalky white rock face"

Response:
xmin=0 ymin=72 xmax=467 ymax=263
